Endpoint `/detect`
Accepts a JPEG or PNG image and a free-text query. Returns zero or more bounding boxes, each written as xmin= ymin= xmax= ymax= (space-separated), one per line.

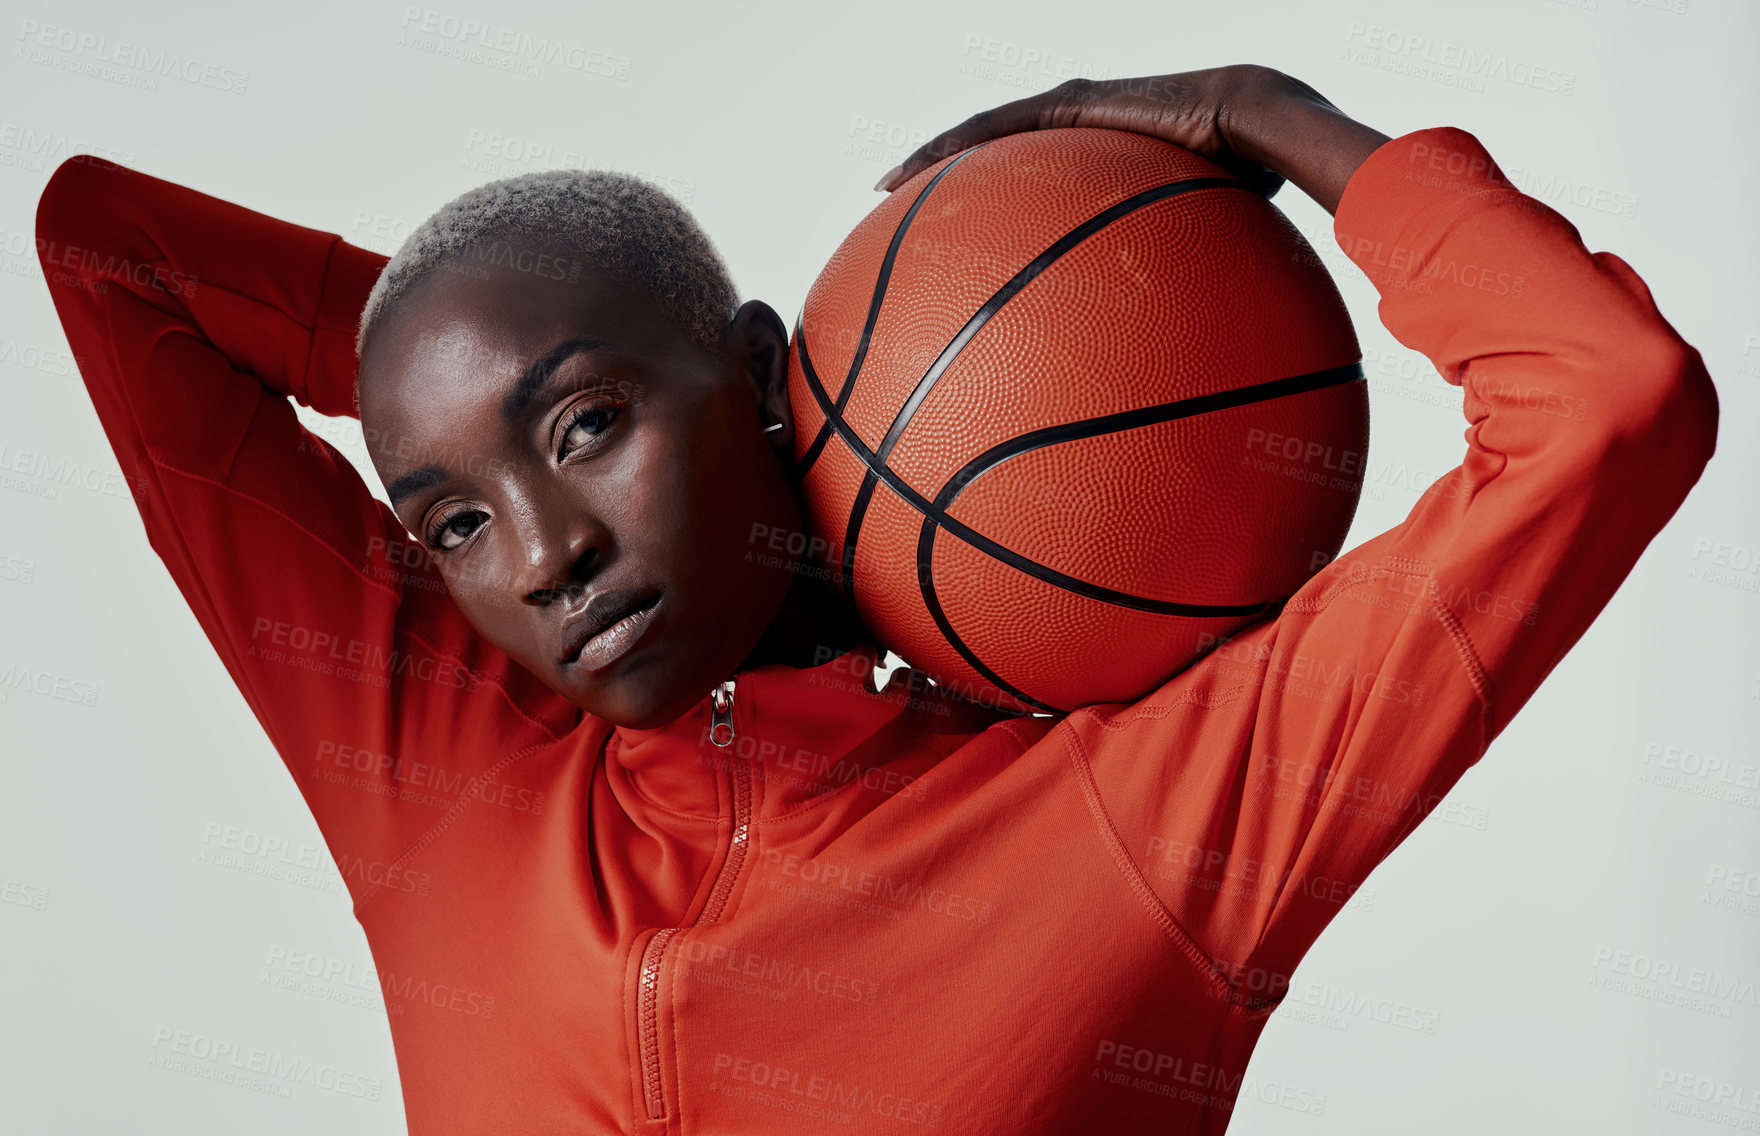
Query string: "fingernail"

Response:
xmin=873 ymin=165 xmax=902 ymax=192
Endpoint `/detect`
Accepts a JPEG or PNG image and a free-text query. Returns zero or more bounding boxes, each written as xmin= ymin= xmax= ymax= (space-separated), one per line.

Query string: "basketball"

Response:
xmin=787 ymin=127 xmax=1368 ymax=714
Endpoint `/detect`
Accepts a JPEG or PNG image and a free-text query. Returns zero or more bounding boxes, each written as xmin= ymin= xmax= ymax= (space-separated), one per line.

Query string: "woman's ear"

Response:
xmin=726 ymin=299 xmax=793 ymax=450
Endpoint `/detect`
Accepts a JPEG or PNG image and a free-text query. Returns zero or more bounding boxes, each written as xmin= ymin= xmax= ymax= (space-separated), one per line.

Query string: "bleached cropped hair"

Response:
xmin=354 ymin=168 xmax=739 ymax=358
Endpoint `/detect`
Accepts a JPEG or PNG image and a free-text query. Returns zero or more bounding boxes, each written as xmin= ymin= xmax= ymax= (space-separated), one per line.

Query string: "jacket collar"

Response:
xmin=606 ymin=642 xmax=995 ymax=821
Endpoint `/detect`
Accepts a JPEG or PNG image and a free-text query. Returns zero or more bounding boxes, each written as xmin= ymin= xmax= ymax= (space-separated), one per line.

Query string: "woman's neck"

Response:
xmin=738 ymin=557 xmax=874 ymax=673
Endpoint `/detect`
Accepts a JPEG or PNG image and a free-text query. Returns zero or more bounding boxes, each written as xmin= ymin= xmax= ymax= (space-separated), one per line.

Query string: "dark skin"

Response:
xmin=357 ymin=266 xmax=867 ymax=730
xmin=875 ymin=63 xmax=1389 ymax=213
xmin=356 ymin=64 xmax=1390 ymax=731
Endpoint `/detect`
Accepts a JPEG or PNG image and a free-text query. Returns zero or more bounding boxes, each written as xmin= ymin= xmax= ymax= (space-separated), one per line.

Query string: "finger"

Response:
xmin=875 ymin=94 xmax=1061 ymax=192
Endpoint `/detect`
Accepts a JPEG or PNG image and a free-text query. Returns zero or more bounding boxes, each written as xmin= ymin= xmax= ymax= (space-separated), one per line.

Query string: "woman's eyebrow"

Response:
xmin=498 ymin=337 xmax=611 ymax=424
xmin=387 ymin=464 xmax=447 ymax=509
xmin=385 ymin=337 xmax=615 ymax=510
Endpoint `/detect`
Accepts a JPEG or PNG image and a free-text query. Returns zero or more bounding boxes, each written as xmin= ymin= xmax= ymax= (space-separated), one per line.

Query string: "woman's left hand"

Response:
xmin=875 ymin=63 xmax=1391 ymax=216
xmin=875 ymin=64 xmax=1286 ymax=197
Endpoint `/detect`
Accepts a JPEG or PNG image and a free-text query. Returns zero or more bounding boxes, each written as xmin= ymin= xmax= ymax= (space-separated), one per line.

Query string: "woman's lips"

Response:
xmin=565 ymin=593 xmax=662 ymax=673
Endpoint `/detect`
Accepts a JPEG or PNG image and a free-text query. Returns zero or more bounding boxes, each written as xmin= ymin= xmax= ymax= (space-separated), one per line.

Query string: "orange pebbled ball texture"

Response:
xmin=788 ymin=127 xmax=1368 ymax=715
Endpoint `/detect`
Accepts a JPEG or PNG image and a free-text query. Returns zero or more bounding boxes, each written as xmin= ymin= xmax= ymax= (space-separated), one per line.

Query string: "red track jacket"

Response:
xmin=34 ymin=126 xmax=1717 ymax=1134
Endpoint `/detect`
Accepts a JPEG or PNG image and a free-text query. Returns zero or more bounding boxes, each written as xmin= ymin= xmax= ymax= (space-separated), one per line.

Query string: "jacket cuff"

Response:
xmin=1331 ymin=126 xmax=1513 ymax=294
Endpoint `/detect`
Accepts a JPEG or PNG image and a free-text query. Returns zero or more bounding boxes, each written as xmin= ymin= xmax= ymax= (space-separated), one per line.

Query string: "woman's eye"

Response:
xmin=416 ymin=399 xmax=621 ymax=555
xmin=426 ymin=511 xmax=483 ymax=553
xmin=560 ymin=400 xmax=621 ymax=458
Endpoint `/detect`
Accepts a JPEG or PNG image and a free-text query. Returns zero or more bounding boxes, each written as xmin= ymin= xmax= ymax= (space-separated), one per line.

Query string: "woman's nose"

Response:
xmin=510 ymin=497 xmax=608 ymax=605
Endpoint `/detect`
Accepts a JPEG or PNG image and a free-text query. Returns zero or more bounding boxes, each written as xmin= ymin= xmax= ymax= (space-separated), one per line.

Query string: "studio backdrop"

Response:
xmin=2 ymin=0 xmax=1755 ymax=1133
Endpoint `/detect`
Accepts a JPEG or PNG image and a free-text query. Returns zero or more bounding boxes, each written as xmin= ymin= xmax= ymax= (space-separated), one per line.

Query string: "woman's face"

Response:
xmin=356 ymin=250 xmax=804 ymax=729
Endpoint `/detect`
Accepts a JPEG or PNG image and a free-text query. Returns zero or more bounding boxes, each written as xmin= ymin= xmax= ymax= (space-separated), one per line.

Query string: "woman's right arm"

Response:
xmin=34 ymin=157 xmax=576 ymax=904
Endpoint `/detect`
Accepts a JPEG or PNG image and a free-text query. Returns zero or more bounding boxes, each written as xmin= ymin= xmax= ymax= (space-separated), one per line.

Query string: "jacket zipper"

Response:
xmin=709 ymin=679 xmax=736 ymax=748
xmin=636 ymin=926 xmax=678 ymax=1120
xmin=636 ymin=677 xmax=752 ymax=1122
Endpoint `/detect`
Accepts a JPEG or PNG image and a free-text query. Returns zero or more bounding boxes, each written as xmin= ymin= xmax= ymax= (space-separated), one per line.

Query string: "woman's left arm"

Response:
xmin=885 ymin=66 xmax=1719 ymax=991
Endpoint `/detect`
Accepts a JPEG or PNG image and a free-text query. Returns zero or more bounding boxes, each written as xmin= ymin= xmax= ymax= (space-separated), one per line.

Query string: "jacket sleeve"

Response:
xmin=34 ymin=156 xmax=576 ymax=905
xmin=1061 ymin=126 xmax=1719 ymax=1002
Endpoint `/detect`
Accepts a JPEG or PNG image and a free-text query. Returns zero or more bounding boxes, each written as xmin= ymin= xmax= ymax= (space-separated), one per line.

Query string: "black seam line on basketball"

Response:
xmin=845 ymin=172 xmax=1248 ymax=611
xmin=915 ymin=522 xmax=1064 ymax=716
xmin=841 ymin=472 xmax=878 ymax=603
xmin=909 ymin=362 xmax=1365 ymax=690
xmin=918 ymin=362 xmax=1363 ymax=617
xmin=820 ymin=146 xmax=993 ymax=600
xmin=872 ymin=175 xmax=1248 ymax=467
xmin=799 ymin=313 xmax=1360 ymax=618
xmin=795 ymin=313 xmax=867 ymax=605
xmin=791 ymin=388 xmax=835 ymax=478
xmin=936 ymin=362 xmax=1367 ymax=512
xmin=791 ymin=145 xmax=990 ymax=483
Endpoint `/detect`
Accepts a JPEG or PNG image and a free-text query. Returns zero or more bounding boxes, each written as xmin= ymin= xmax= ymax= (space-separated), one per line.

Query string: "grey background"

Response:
xmin=2 ymin=0 xmax=1756 ymax=1131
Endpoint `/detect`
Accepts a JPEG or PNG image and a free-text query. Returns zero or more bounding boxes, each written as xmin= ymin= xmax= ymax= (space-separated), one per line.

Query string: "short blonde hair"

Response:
xmin=355 ymin=167 xmax=738 ymax=358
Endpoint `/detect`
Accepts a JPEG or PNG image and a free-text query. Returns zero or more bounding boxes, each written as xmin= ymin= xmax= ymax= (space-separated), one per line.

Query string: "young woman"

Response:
xmin=36 ymin=63 xmax=1716 ymax=1135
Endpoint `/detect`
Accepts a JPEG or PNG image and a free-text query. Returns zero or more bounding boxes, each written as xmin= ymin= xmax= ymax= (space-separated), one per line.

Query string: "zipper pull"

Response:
xmin=709 ymin=678 xmax=737 ymax=748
